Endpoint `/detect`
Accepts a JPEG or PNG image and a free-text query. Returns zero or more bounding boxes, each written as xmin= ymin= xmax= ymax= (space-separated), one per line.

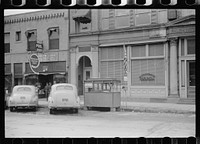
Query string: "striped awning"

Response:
xmin=72 ymin=9 xmax=91 ymax=23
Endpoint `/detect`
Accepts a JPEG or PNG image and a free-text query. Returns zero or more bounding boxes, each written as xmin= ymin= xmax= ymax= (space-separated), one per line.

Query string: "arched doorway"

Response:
xmin=78 ymin=56 xmax=92 ymax=95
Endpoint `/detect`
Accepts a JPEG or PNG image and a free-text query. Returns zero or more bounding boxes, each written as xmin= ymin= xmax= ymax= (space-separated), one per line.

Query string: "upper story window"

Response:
xmin=16 ymin=31 xmax=21 ymax=41
xmin=73 ymin=9 xmax=91 ymax=33
xmin=101 ymin=9 xmax=110 ymax=30
xmin=26 ymin=30 xmax=37 ymax=51
xmin=181 ymin=37 xmax=195 ymax=56
xmin=115 ymin=9 xmax=130 ymax=28
xmin=135 ymin=9 xmax=151 ymax=26
xmin=4 ymin=33 xmax=10 ymax=53
xmin=48 ymin=27 xmax=59 ymax=50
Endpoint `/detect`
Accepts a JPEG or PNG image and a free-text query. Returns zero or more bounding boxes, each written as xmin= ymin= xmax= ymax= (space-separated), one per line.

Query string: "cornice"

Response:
xmin=4 ymin=12 xmax=65 ymax=24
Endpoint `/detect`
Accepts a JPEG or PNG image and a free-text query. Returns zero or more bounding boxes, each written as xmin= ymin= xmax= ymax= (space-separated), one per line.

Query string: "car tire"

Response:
xmin=10 ymin=107 xmax=14 ymax=112
xmin=50 ymin=109 xmax=54 ymax=114
xmin=33 ymin=107 xmax=37 ymax=111
xmin=74 ymin=108 xmax=78 ymax=113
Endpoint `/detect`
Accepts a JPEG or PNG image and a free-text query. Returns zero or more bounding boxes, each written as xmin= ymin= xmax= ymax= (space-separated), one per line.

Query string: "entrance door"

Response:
xmin=187 ymin=61 xmax=195 ymax=98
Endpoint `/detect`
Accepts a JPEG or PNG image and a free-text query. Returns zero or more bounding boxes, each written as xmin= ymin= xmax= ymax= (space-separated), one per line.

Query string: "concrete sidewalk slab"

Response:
xmin=38 ymin=98 xmax=195 ymax=114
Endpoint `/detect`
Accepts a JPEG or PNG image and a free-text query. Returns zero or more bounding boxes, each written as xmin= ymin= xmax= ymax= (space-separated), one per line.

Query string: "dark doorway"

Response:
xmin=38 ymin=74 xmax=53 ymax=90
xmin=78 ymin=56 xmax=92 ymax=95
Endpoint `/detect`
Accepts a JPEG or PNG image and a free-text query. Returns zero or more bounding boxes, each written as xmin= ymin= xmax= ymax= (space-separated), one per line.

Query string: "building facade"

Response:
xmin=4 ymin=10 xmax=69 ymax=96
xmin=69 ymin=9 xmax=195 ymax=103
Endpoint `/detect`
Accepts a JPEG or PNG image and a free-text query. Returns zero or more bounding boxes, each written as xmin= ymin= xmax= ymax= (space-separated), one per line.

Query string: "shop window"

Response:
xmin=115 ymin=9 xmax=130 ymax=28
xmin=16 ymin=31 xmax=21 ymax=41
xmin=187 ymin=38 xmax=195 ymax=55
xmin=131 ymin=43 xmax=165 ymax=86
xmin=26 ymin=30 xmax=37 ymax=51
xmin=4 ymin=33 xmax=10 ymax=53
xmin=149 ymin=43 xmax=164 ymax=56
xmin=135 ymin=9 xmax=151 ymax=26
xmin=101 ymin=9 xmax=109 ymax=30
xmin=48 ymin=27 xmax=59 ymax=50
xmin=131 ymin=45 xmax=146 ymax=57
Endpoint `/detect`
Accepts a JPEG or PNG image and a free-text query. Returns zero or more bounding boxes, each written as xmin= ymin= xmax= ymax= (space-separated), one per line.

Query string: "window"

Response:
xmin=16 ymin=31 xmax=21 ymax=41
xmin=48 ymin=27 xmax=59 ymax=50
xmin=26 ymin=30 xmax=37 ymax=51
xmin=80 ymin=23 xmax=91 ymax=32
xmin=135 ymin=9 xmax=151 ymax=26
xmin=101 ymin=9 xmax=109 ymax=30
xmin=131 ymin=43 xmax=165 ymax=86
xmin=115 ymin=9 xmax=130 ymax=28
xmin=187 ymin=38 xmax=195 ymax=55
xmin=56 ymin=85 xmax=73 ymax=90
xmin=4 ymin=33 xmax=10 ymax=53
xmin=17 ymin=87 xmax=31 ymax=92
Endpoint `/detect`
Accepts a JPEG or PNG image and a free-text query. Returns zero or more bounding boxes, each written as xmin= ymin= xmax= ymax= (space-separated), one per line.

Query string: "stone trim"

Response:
xmin=4 ymin=12 xmax=65 ymax=24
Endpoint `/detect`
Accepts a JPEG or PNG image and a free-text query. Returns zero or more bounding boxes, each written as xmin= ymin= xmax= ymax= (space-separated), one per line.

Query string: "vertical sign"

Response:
xmin=123 ymin=44 xmax=128 ymax=81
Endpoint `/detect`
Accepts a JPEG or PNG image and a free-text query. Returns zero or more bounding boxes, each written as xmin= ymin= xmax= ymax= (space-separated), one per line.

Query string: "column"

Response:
xmin=169 ymin=38 xmax=178 ymax=97
xmin=91 ymin=46 xmax=99 ymax=78
xmin=70 ymin=47 xmax=77 ymax=86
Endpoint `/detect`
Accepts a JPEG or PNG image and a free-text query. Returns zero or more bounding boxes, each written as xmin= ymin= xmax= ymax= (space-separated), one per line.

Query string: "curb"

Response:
xmin=38 ymin=104 xmax=195 ymax=114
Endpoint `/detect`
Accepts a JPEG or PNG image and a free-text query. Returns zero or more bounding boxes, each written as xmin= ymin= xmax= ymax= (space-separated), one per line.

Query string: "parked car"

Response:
xmin=9 ymin=85 xmax=38 ymax=112
xmin=48 ymin=83 xmax=80 ymax=114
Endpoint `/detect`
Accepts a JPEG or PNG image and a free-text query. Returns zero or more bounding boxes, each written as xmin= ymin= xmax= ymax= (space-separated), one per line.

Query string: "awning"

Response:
xmin=24 ymin=72 xmax=66 ymax=77
xmin=72 ymin=9 xmax=91 ymax=24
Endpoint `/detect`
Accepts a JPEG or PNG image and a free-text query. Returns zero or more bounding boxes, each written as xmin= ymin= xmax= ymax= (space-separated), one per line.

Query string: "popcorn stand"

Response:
xmin=84 ymin=78 xmax=121 ymax=111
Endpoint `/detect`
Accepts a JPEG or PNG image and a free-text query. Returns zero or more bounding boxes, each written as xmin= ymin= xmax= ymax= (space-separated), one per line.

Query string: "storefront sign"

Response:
xmin=139 ymin=73 xmax=155 ymax=81
xmin=38 ymin=53 xmax=57 ymax=62
xmin=29 ymin=54 xmax=40 ymax=68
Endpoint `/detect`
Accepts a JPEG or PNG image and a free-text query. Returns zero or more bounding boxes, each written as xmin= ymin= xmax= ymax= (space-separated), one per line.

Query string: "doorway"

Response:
xmin=187 ymin=61 xmax=195 ymax=98
xmin=78 ymin=56 xmax=92 ymax=95
xmin=38 ymin=74 xmax=53 ymax=91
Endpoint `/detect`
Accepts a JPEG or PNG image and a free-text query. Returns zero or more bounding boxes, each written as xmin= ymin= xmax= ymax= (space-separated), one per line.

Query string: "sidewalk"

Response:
xmin=39 ymin=97 xmax=195 ymax=114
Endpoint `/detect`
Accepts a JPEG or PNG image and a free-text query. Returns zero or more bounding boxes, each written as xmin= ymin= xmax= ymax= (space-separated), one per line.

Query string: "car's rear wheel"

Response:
xmin=33 ymin=107 xmax=37 ymax=111
xmin=10 ymin=107 xmax=14 ymax=112
xmin=50 ymin=109 xmax=55 ymax=114
xmin=74 ymin=108 xmax=78 ymax=113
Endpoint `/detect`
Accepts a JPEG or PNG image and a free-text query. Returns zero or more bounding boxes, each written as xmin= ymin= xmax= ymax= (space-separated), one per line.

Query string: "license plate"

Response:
xmin=62 ymin=98 xmax=68 ymax=102
xmin=20 ymin=97 xmax=26 ymax=99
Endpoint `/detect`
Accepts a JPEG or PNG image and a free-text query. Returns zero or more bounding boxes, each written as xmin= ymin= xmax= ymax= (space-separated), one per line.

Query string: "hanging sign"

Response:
xmin=29 ymin=54 xmax=40 ymax=68
xmin=28 ymin=53 xmax=40 ymax=74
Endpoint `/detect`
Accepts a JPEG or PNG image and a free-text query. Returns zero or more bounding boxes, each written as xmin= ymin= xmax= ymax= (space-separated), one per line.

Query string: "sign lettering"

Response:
xmin=139 ymin=73 xmax=155 ymax=81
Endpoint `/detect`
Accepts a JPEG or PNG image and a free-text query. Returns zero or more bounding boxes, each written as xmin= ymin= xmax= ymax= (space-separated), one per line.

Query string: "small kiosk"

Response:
xmin=84 ymin=78 xmax=121 ymax=111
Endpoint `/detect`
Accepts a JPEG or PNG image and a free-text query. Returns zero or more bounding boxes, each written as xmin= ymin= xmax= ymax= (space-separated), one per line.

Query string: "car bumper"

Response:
xmin=9 ymin=103 xmax=38 ymax=107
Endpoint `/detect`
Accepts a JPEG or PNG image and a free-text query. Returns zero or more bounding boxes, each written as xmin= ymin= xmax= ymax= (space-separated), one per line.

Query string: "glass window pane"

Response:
xmin=187 ymin=38 xmax=195 ymax=55
xmin=136 ymin=13 xmax=151 ymax=26
xmin=131 ymin=45 xmax=146 ymax=57
xmin=149 ymin=43 xmax=164 ymax=56
xmin=49 ymin=39 xmax=59 ymax=49
xmin=181 ymin=39 xmax=185 ymax=56
xmin=181 ymin=61 xmax=185 ymax=87
xmin=4 ymin=33 xmax=10 ymax=43
xmin=115 ymin=16 xmax=130 ymax=28
xmin=115 ymin=9 xmax=130 ymax=16
xmin=136 ymin=9 xmax=150 ymax=14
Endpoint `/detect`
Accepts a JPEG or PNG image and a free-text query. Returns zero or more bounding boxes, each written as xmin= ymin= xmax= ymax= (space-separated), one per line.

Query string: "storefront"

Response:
xmin=167 ymin=15 xmax=195 ymax=99
xmin=25 ymin=61 xmax=67 ymax=97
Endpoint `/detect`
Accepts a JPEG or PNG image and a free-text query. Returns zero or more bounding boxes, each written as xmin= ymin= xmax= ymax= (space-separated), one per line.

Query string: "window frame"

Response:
xmin=135 ymin=9 xmax=152 ymax=26
xmin=16 ymin=31 xmax=21 ymax=42
xmin=115 ymin=9 xmax=130 ymax=29
xmin=48 ymin=27 xmax=59 ymax=50
xmin=26 ymin=30 xmax=37 ymax=51
xmin=4 ymin=32 xmax=10 ymax=53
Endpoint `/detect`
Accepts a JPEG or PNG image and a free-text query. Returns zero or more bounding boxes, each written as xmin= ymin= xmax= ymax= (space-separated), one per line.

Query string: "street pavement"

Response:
xmin=39 ymin=96 xmax=195 ymax=114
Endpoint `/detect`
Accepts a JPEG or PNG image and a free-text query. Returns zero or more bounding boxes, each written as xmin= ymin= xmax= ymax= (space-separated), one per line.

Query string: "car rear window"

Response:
xmin=56 ymin=85 xmax=73 ymax=91
xmin=17 ymin=87 xmax=32 ymax=92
